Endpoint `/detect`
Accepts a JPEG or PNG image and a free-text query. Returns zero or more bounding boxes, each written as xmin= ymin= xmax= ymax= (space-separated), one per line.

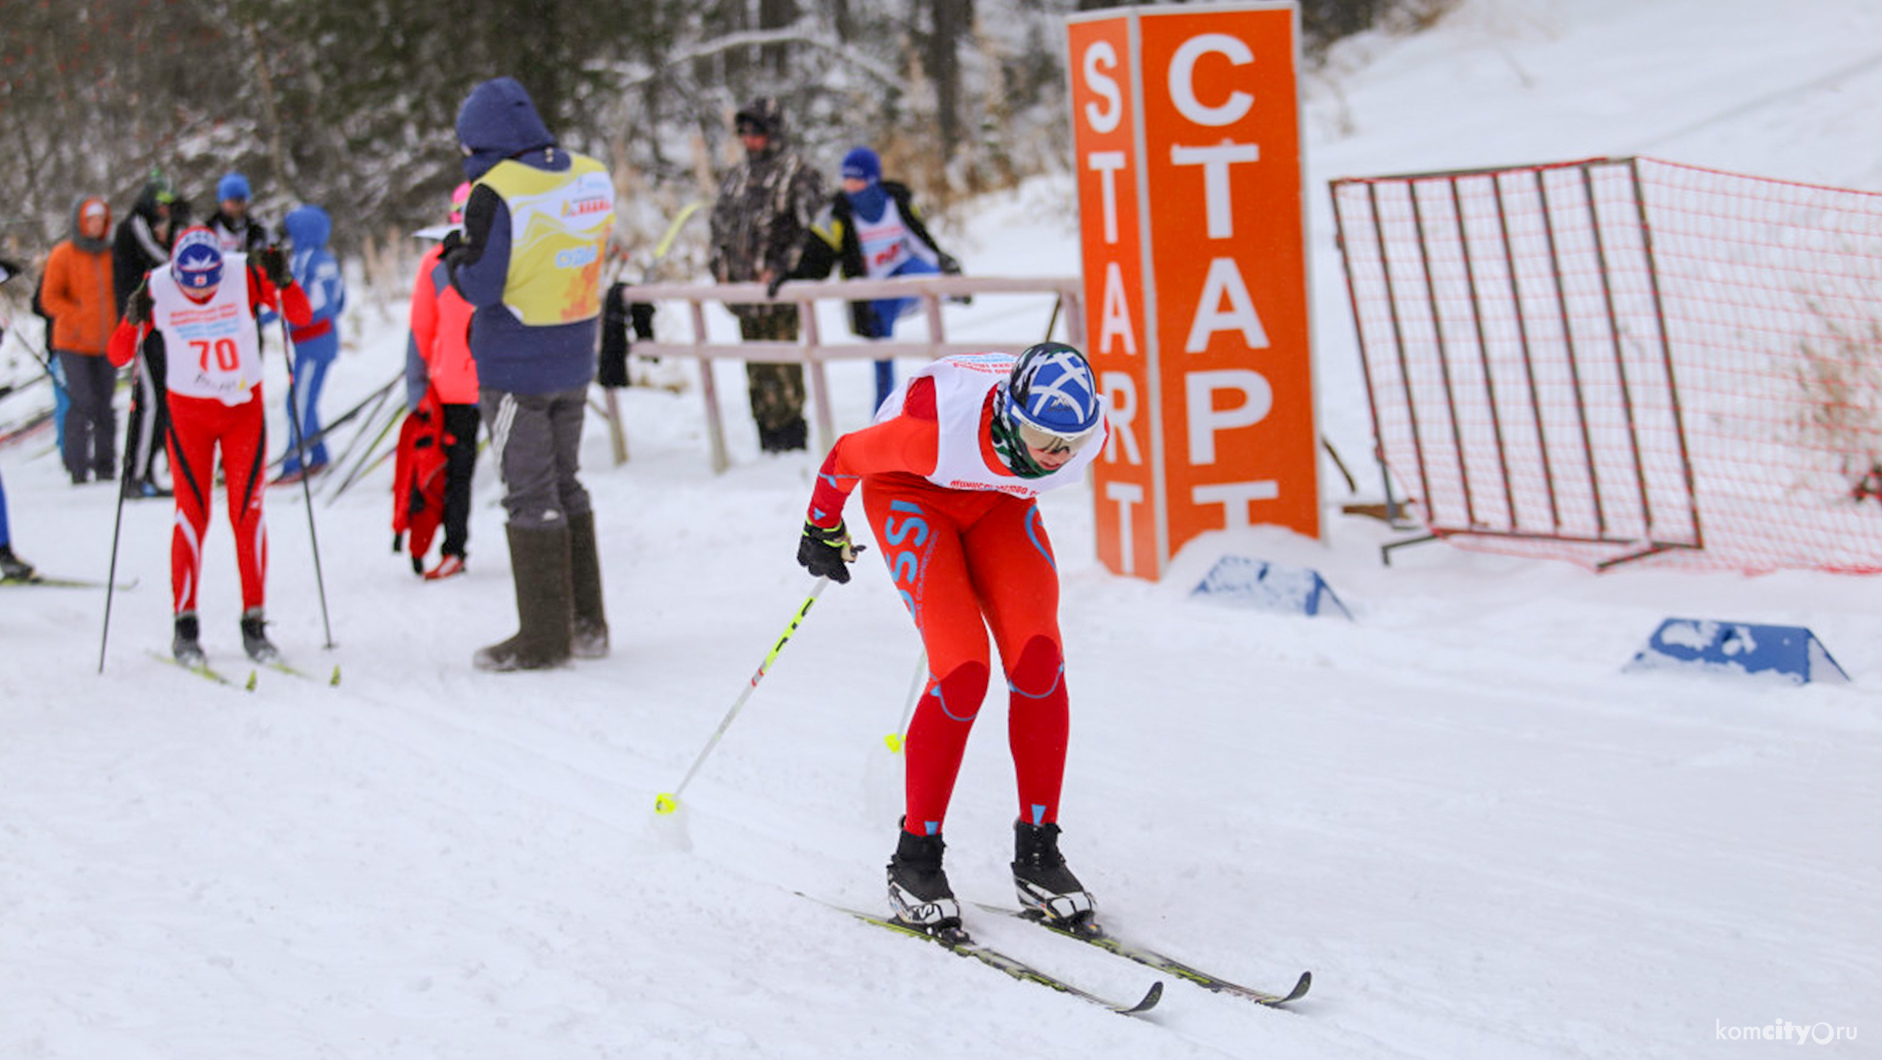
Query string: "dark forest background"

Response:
xmin=0 ymin=0 xmax=1447 ymax=267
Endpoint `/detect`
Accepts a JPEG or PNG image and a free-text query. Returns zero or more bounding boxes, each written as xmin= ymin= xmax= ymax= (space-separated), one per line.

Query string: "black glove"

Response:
xmin=629 ymin=301 xmax=656 ymax=341
xmin=766 ymin=274 xmax=786 ymax=300
xmin=125 ymin=285 xmax=154 ymax=326
xmin=936 ymin=253 xmax=971 ymax=305
xmin=797 ymin=520 xmax=865 ymax=584
xmin=438 ymin=228 xmax=464 ymax=262
xmin=257 ymin=245 xmax=291 ymax=288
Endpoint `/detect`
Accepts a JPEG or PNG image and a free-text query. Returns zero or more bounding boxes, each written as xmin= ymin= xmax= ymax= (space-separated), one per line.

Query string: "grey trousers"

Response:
xmin=56 ymin=350 xmax=117 ymax=480
xmin=480 ymin=385 xmax=591 ymax=532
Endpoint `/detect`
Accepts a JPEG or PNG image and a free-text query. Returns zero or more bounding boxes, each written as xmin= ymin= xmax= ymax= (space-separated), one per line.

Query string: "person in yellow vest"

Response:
xmin=438 ymin=76 xmax=616 ymax=672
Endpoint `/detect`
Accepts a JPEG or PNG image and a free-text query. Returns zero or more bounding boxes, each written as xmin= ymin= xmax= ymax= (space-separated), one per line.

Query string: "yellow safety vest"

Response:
xmin=476 ymin=153 xmax=615 ymax=326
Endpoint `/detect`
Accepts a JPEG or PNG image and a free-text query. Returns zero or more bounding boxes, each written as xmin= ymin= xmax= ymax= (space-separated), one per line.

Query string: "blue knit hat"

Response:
xmin=840 ymin=147 xmax=880 ymax=183
xmin=217 ymin=172 xmax=251 ymax=202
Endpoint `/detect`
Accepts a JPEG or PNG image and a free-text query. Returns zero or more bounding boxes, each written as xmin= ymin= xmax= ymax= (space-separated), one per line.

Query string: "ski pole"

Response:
xmin=655 ymin=577 xmax=834 ymax=815
xmin=98 ymin=322 xmax=145 ymax=674
xmin=883 ymin=650 xmax=928 ymax=753
xmin=279 ymin=313 xmax=335 ymax=649
xmin=9 ymin=339 xmax=70 ymax=400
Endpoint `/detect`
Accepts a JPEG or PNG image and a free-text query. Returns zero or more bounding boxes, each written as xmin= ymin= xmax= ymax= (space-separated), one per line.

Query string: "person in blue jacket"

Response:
xmin=439 ymin=76 xmax=616 ymax=672
xmin=274 ymin=204 xmax=346 ymax=484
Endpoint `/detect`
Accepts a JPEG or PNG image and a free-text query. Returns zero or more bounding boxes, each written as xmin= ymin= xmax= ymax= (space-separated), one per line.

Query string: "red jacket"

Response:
xmin=408 ymin=244 xmax=480 ymax=405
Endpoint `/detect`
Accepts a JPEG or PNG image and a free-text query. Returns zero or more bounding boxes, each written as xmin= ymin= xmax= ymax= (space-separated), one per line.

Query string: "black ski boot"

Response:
xmin=173 ymin=611 xmax=207 ymax=668
xmin=1012 ymin=821 xmax=1096 ymax=928
xmin=240 ymin=607 xmax=280 ymax=663
xmin=0 ymin=544 xmax=35 ymax=581
xmin=887 ymin=826 xmax=961 ymax=932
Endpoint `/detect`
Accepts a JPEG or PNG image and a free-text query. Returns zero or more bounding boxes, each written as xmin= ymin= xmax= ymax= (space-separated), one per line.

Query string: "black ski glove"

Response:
xmin=257 ymin=245 xmax=291 ymax=288
xmin=125 ymin=284 xmax=154 ymax=326
xmin=936 ymin=253 xmax=971 ymax=305
xmin=798 ymin=520 xmax=865 ymax=584
xmin=629 ymin=300 xmax=656 ymax=341
xmin=766 ymin=274 xmax=786 ymax=300
xmin=438 ymin=228 xmax=464 ymax=262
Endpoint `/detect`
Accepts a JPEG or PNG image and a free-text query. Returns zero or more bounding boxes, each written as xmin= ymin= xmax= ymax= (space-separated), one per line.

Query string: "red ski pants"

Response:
xmin=861 ymin=478 xmax=1071 ymax=839
xmin=167 ymin=392 xmax=268 ymax=615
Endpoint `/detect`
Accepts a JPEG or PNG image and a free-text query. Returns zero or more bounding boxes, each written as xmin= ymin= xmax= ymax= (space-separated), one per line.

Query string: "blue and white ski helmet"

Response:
xmin=171 ymin=227 xmax=224 ymax=295
xmin=993 ymin=342 xmax=1102 ymax=477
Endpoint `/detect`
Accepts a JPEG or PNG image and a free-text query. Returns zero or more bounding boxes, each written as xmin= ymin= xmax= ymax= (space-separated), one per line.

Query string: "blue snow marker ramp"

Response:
xmin=1624 ymin=618 xmax=1849 ymax=685
xmin=1191 ymin=556 xmax=1352 ymax=619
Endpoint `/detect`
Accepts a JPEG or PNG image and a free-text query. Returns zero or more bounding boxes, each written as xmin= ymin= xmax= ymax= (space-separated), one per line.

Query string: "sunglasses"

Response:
xmin=736 ymin=122 xmax=767 ymax=137
xmin=1016 ymin=420 xmax=1100 ymax=456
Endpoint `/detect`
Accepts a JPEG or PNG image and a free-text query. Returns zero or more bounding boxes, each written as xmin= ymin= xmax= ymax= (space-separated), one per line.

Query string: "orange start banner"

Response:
xmin=1068 ymin=2 xmax=1319 ymax=580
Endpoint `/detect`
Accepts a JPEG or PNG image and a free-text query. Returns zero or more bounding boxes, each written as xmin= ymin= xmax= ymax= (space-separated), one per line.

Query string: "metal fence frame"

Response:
xmin=1331 ymin=157 xmax=1703 ymax=569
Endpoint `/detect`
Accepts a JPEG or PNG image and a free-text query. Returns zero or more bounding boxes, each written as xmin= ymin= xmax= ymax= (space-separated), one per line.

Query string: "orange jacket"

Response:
xmin=40 ymin=197 xmax=118 ymax=355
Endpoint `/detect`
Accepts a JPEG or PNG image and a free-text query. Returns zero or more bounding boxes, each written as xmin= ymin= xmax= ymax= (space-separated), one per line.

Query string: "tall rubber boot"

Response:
xmin=568 ymin=510 xmax=609 ymax=659
xmin=473 ymin=523 xmax=573 ymax=672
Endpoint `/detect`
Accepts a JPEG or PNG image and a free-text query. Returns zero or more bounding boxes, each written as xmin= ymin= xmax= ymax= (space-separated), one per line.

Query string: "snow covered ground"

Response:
xmin=3 ymin=1 xmax=1878 ymax=1057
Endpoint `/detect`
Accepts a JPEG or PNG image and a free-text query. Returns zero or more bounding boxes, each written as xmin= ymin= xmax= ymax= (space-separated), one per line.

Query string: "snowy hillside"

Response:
xmin=3 ymin=2 xmax=1877 ymax=1058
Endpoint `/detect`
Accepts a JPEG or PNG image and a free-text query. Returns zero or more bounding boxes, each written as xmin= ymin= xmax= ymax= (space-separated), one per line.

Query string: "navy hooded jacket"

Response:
xmin=447 ymin=77 xmax=602 ymax=396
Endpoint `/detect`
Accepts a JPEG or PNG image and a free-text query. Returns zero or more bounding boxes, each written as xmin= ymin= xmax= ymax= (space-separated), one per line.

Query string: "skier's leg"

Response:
xmin=292 ymin=343 xmax=336 ymax=469
xmin=967 ymin=498 xmax=1069 ymax=827
xmin=968 ymin=497 xmax=1093 ymax=924
xmin=221 ymin=397 xmax=269 ymax=614
xmin=862 ymin=485 xmax=989 ymax=839
xmin=165 ymin=399 xmax=217 ymax=617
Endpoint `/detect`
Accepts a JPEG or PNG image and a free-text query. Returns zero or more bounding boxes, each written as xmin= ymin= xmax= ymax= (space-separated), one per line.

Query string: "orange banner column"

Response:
xmin=1069 ymin=2 xmax=1319 ymax=580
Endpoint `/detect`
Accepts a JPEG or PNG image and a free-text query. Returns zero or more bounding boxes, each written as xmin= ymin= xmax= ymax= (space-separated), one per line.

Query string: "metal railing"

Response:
xmin=624 ymin=274 xmax=1085 ymax=471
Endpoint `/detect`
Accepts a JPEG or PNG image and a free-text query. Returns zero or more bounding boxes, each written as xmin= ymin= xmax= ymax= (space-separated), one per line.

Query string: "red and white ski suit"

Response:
xmin=109 ymin=258 xmax=310 ymax=615
xmin=805 ymin=354 xmax=1106 ymax=840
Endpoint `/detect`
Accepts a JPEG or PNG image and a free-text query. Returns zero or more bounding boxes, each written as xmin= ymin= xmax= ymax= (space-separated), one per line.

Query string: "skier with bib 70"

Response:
xmin=795 ymin=342 xmax=1109 ymax=933
xmin=108 ymin=228 xmax=311 ymax=666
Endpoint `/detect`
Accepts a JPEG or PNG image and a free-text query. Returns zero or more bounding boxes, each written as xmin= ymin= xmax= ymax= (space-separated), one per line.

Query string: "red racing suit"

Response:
xmin=805 ymin=354 xmax=1106 ymax=839
xmin=110 ymin=259 xmax=310 ymax=615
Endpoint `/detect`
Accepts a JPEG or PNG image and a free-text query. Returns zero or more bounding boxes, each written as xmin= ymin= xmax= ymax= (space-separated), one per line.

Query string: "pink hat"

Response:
xmin=449 ymin=182 xmax=472 ymax=224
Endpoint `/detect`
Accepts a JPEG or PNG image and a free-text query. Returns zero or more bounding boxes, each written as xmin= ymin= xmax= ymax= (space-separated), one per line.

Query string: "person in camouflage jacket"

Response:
xmin=708 ymin=96 xmax=826 ymax=452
